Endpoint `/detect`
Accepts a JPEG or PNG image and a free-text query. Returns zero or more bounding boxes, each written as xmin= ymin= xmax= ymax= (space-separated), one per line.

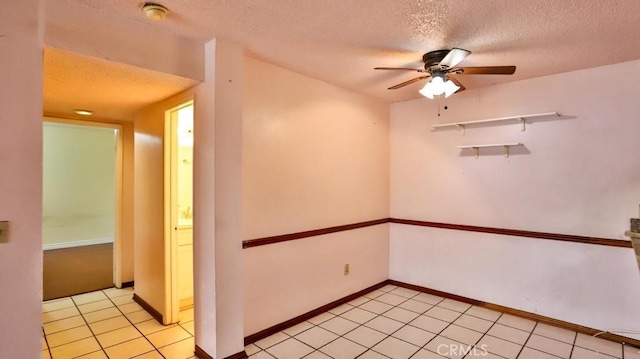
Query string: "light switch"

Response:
xmin=0 ymin=221 xmax=8 ymax=243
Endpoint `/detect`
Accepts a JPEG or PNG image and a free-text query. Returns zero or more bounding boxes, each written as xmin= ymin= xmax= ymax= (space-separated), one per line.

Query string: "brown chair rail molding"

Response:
xmin=389 ymin=218 xmax=632 ymax=248
xmin=242 ymin=218 xmax=631 ymax=249
xmin=242 ymin=218 xmax=388 ymax=248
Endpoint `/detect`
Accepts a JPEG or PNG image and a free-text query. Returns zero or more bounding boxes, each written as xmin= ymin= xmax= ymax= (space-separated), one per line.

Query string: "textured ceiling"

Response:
xmin=43 ymin=47 xmax=198 ymax=121
xmin=58 ymin=0 xmax=640 ymax=104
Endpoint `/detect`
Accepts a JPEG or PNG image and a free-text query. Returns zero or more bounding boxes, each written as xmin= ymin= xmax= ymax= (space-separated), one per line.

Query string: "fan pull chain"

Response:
xmin=437 ymin=95 xmax=450 ymax=117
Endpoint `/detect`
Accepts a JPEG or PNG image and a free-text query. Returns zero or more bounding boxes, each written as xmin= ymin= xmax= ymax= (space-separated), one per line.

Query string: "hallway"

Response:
xmin=42 ymin=288 xmax=194 ymax=358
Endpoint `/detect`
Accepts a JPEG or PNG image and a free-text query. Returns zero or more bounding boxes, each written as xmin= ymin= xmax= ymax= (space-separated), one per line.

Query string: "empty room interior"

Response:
xmin=2 ymin=1 xmax=640 ymax=359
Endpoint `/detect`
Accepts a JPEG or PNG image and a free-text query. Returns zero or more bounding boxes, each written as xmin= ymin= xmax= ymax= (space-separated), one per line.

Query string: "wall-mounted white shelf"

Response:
xmin=433 ymin=112 xmax=560 ymax=135
xmin=458 ymin=143 xmax=523 ymax=159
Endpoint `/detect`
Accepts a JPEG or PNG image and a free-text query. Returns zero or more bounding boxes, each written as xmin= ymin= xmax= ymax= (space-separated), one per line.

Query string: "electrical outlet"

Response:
xmin=344 ymin=264 xmax=350 ymax=276
xmin=0 ymin=221 xmax=8 ymax=243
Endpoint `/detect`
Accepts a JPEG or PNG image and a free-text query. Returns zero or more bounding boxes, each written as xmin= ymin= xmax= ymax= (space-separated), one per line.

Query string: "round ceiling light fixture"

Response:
xmin=142 ymin=3 xmax=168 ymax=21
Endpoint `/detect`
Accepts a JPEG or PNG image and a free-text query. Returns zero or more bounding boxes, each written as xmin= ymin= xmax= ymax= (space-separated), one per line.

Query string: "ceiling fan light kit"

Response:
xmin=419 ymin=74 xmax=460 ymax=99
xmin=374 ymin=48 xmax=516 ymax=99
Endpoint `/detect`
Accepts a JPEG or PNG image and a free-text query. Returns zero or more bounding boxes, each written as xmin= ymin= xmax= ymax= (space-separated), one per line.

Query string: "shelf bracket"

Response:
xmin=519 ymin=117 xmax=526 ymax=132
xmin=473 ymin=147 xmax=479 ymax=159
xmin=504 ymin=145 xmax=510 ymax=158
xmin=457 ymin=124 xmax=466 ymax=136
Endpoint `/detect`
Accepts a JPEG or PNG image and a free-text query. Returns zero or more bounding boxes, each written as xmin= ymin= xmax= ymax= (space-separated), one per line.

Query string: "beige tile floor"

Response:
xmin=244 ymin=285 xmax=640 ymax=359
xmin=42 ymin=285 xmax=640 ymax=359
xmin=42 ymin=287 xmax=195 ymax=359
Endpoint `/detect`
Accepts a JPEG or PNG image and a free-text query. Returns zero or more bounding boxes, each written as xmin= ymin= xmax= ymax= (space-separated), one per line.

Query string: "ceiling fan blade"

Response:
xmin=388 ymin=75 xmax=430 ymax=90
xmin=447 ymin=75 xmax=466 ymax=93
xmin=456 ymin=66 xmax=516 ymax=75
xmin=374 ymin=67 xmax=425 ymax=73
xmin=438 ymin=48 xmax=471 ymax=69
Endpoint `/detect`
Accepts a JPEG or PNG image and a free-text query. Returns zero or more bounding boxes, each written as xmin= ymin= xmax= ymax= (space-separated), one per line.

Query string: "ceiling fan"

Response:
xmin=374 ymin=48 xmax=516 ymax=99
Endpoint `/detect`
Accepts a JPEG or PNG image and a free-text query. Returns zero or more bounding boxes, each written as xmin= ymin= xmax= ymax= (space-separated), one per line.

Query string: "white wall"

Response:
xmin=389 ymin=60 xmax=640 ymax=338
xmin=43 ymin=122 xmax=116 ymax=246
xmin=0 ymin=1 xmax=44 ymax=357
xmin=242 ymin=56 xmax=390 ymax=335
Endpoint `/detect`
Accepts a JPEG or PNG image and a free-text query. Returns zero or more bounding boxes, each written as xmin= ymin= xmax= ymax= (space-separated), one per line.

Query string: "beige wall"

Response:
xmin=0 ymin=1 xmax=44 ymax=357
xmin=133 ymin=96 xmax=164 ymax=314
xmin=45 ymin=0 xmax=203 ymax=81
xmin=134 ymin=92 xmax=194 ymax=316
xmin=242 ymin=56 xmax=390 ymax=335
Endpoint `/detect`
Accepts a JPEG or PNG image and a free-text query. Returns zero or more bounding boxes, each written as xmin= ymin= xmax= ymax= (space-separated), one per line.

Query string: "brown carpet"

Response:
xmin=43 ymin=243 xmax=114 ymax=301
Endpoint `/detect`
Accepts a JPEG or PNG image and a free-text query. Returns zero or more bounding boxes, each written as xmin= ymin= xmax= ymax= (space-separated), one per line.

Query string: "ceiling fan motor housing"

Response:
xmin=423 ymin=49 xmax=451 ymax=68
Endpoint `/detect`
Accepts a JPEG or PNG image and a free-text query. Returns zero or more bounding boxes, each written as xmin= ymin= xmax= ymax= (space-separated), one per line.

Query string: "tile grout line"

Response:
xmin=527 ymin=329 xmax=577 ymax=349
xmin=353 ymin=289 xmax=423 ymax=357
xmin=101 ymin=288 xmax=168 ymax=359
xmin=461 ymin=311 xmax=505 ymax=359
xmin=352 ymin=293 xmax=414 ymax=358
xmin=255 ymin=286 xmax=403 ymax=358
xmin=334 ymin=288 xmax=433 ymax=357
xmin=413 ymin=295 xmax=475 ymax=357
xmin=257 ymin=288 xmax=463 ymax=359
xmin=568 ymin=326 xmax=578 ymax=359
xmin=522 ymin=324 xmax=590 ymax=359
xmin=472 ymin=314 xmax=574 ymax=355
xmin=321 ymin=286 xmax=407 ymax=359
xmin=69 ymin=292 xmax=109 ymax=358
xmin=42 ymin=327 xmax=51 ymax=358
xmin=373 ymin=289 xmax=451 ymax=358
xmin=342 ymin=288 xmax=454 ymax=358
xmin=514 ymin=320 xmax=538 ymax=359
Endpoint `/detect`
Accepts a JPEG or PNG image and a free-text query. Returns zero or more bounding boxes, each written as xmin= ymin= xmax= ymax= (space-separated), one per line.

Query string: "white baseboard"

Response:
xmin=43 ymin=237 xmax=114 ymax=251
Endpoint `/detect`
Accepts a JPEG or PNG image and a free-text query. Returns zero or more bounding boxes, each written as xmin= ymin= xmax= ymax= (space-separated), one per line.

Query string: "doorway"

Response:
xmin=42 ymin=118 xmax=123 ymax=300
xmin=164 ymin=101 xmax=195 ymax=323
